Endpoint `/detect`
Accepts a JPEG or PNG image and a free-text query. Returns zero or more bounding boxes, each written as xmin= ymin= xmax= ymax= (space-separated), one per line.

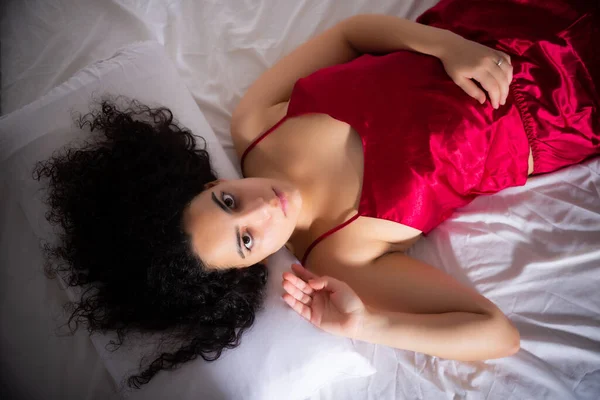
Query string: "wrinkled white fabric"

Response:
xmin=1 ymin=1 xmax=599 ymax=399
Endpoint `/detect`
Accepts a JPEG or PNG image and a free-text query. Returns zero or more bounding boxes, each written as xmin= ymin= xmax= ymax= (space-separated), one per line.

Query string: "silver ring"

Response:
xmin=496 ymin=58 xmax=503 ymax=67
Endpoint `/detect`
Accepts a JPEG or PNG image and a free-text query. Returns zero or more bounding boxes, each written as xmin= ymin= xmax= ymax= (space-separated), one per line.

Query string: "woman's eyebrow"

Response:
xmin=211 ymin=192 xmax=232 ymax=214
xmin=235 ymin=226 xmax=245 ymax=259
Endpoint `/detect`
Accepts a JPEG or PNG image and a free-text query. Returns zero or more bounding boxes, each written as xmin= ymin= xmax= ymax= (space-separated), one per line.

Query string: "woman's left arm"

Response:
xmin=282 ymin=253 xmax=520 ymax=361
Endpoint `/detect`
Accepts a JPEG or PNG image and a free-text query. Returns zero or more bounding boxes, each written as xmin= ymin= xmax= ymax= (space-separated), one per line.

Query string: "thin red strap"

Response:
xmin=301 ymin=213 xmax=361 ymax=265
xmin=240 ymin=116 xmax=288 ymax=175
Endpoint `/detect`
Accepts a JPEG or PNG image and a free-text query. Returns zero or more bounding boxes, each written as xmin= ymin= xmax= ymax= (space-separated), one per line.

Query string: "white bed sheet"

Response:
xmin=1 ymin=0 xmax=436 ymax=166
xmin=2 ymin=1 xmax=599 ymax=400
xmin=320 ymin=159 xmax=600 ymax=400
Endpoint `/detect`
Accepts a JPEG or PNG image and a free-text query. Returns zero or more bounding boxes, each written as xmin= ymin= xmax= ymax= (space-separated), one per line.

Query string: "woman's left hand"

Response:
xmin=282 ymin=263 xmax=367 ymax=339
xmin=438 ymin=32 xmax=513 ymax=109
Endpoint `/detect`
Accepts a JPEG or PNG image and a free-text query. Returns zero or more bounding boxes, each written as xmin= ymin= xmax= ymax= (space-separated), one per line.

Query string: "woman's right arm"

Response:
xmin=231 ymin=15 xmax=457 ymax=155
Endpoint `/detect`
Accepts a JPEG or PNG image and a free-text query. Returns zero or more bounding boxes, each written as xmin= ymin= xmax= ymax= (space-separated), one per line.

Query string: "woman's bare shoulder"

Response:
xmin=231 ymin=101 xmax=289 ymax=159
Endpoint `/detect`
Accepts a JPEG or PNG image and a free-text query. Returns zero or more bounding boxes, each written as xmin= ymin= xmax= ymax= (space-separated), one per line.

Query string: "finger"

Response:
xmin=309 ymin=277 xmax=361 ymax=311
xmin=282 ymin=293 xmax=312 ymax=321
xmin=282 ymin=271 xmax=314 ymax=295
xmin=499 ymin=59 xmax=513 ymax=102
xmin=487 ymin=59 xmax=508 ymax=105
xmin=454 ymin=77 xmax=486 ymax=104
xmin=475 ymin=71 xmax=500 ymax=109
xmin=497 ymin=50 xmax=511 ymax=67
xmin=291 ymin=263 xmax=319 ymax=281
xmin=282 ymin=279 xmax=313 ymax=305
xmin=496 ymin=51 xmax=513 ymax=89
xmin=308 ymin=276 xmax=346 ymax=293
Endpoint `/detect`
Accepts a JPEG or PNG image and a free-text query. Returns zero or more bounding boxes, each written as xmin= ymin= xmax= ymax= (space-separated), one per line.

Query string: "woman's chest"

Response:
xmin=244 ymin=114 xmax=422 ymax=261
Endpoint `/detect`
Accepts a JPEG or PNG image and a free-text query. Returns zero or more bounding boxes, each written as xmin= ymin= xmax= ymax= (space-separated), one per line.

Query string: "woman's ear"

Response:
xmin=204 ymin=178 xmax=228 ymax=190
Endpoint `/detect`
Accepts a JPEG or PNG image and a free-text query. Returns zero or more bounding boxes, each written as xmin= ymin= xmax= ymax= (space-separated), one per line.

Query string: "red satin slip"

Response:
xmin=240 ymin=0 xmax=600 ymax=265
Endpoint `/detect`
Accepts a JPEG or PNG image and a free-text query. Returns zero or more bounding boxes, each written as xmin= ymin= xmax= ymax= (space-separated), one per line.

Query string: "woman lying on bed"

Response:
xmin=35 ymin=0 xmax=599 ymax=388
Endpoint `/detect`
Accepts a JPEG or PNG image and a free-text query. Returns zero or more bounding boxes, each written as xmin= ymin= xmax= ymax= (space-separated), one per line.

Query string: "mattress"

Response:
xmin=2 ymin=1 xmax=599 ymax=399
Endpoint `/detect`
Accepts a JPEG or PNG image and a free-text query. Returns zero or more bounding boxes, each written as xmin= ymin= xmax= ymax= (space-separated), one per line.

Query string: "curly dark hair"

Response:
xmin=33 ymin=98 xmax=268 ymax=388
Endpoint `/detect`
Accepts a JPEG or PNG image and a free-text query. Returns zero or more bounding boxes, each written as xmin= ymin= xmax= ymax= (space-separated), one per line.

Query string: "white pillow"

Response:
xmin=0 ymin=41 xmax=374 ymax=399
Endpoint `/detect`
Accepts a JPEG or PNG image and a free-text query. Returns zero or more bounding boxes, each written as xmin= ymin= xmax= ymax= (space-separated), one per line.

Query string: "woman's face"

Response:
xmin=184 ymin=177 xmax=302 ymax=269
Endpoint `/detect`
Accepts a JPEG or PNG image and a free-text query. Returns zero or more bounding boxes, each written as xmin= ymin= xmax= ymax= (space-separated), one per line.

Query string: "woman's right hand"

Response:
xmin=438 ymin=32 xmax=513 ymax=109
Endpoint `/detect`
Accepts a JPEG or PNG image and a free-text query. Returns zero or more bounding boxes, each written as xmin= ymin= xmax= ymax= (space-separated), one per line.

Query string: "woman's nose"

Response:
xmin=240 ymin=197 xmax=278 ymax=225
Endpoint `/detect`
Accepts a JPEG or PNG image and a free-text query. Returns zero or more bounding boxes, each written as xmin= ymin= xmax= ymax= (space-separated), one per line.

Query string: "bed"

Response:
xmin=1 ymin=1 xmax=599 ymax=400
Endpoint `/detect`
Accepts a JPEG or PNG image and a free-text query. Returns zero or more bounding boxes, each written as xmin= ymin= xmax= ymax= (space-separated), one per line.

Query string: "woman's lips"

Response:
xmin=273 ymin=188 xmax=288 ymax=217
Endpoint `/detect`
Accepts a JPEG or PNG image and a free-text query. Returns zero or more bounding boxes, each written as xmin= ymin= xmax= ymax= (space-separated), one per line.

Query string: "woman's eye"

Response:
xmin=222 ymin=192 xmax=235 ymax=208
xmin=242 ymin=232 xmax=253 ymax=250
